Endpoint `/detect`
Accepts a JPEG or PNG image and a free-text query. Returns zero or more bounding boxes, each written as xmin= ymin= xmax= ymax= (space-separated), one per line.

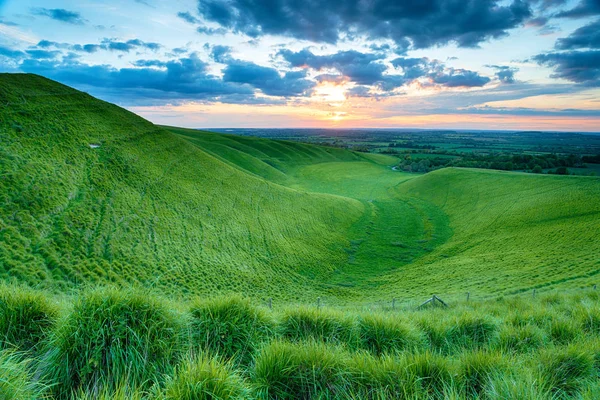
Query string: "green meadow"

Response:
xmin=1 ymin=73 xmax=600 ymax=398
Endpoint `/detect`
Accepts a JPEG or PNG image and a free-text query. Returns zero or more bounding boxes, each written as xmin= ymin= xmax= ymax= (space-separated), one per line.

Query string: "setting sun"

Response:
xmin=312 ymin=82 xmax=347 ymax=105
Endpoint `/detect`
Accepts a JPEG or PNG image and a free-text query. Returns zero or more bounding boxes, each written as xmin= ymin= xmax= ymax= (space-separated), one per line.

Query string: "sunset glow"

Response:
xmin=0 ymin=0 xmax=598 ymax=131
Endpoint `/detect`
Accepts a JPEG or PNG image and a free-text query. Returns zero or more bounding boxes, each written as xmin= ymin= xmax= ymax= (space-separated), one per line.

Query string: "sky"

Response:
xmin=0 ymin=0 xmax=599 ymax=131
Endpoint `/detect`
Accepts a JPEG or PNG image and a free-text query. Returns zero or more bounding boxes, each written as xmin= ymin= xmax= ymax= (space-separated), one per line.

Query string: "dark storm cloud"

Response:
xmin=17 ymin=53 xmax=254 ymax=103
xmin=177 ymin=11 xmax=200 ymax=24
xmin=555 ymin=19 xmax=600 ymax=49
xmin=278 ymin=49 xmax=392 ymax=86
xmin=487 ymin=65 xmax=519 ymax=83
xmin=391 ymin=56 xmax=491 ymax=87
xmin=222 ymin=60 xmax=315 ymax=96
xmin=555 ymin=0 xmax=600 ymax=18
xmin=32 ymin=8 xmax=86 ymax=25
xmin=197 ymin=0 xmax=532 ymax=49
xmin=534 ymin=50 xmax=600 ymax=85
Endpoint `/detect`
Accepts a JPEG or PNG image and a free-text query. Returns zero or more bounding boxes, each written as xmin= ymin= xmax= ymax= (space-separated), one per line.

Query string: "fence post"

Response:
xmin=594 ymin=284 xmax=597 ymax=291
xmin=392 ymin=298 xmax=396 ymax=310
xmin=466 ymin=292 xmax=470 ymax=302
xmin=268 ymin=298 xmax=272 ymax=310
xmin=317 ymin=297 xmax=321 ymax=309
xmin=532 ymin=289 xmax=536 ymax=298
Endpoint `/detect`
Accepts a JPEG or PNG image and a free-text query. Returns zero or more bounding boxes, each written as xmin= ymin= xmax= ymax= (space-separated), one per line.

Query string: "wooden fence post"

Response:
xmin=533 ymin=289 xmax=536 ymax=298
xmin=268 ymin=298 xmax=272 ymax=310
xmin=466 ymin=292 xmax=470 ymax=302
xmin=392 ymin=298 xmax=396 ymax=310
xmin=317 ymin=297 xmax=321 ymax=309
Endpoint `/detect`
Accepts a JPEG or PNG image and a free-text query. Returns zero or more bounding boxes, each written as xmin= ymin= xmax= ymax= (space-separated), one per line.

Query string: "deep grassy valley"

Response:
xmin=1 ymin=73 xmax=600 ymax=398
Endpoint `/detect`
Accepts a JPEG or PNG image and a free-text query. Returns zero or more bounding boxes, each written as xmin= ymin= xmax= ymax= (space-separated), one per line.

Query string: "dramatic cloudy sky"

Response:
xmin=1 ymin=0 xmax=599 ymax=130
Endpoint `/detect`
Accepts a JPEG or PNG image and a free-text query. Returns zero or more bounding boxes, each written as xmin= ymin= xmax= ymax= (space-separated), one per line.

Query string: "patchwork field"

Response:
xmin=1 ymin=73 xmax=600 ymax=399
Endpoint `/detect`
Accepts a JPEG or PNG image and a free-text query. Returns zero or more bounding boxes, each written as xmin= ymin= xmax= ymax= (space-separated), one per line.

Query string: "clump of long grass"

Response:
xmin=485 ymin=370 xmax=552 ymax=400
xmin=419 ymin=313 xmax=497 ymax=353
xmin=188 ymin=295 xmax=275 ymax=367
xmin=41 ymin=287 xmax=182 ymax=399
xmin=496 ymin=324 xmax=545 ymax=353
xmin=538 ymin=345 xmax=595 ymax=395
xmin=458 ymin=350 xmax=506 ymax=396
xmin=160 ymin=354 xmax=248 ymax=400
xmin=0 ymin=285 xmax=58 ymax=352
xmin=575 ymin=306 xmax=600 ymax=335
xmin=549 ymin=318 xmax=579 ymax=345
xmin=279 ymin=306 xmax=356 ymax=347
xmin=402 ymin=351 xmax=454 ymax=398
xmin=355 ymin=314 xmax=423 ymax=356
xmin=346 ymin=352 xmax=421 ymax=399
xmin=0 ymin=350 xmax=46 ymax=399
xmin=252 ymin=340 xmax=349 ymax=399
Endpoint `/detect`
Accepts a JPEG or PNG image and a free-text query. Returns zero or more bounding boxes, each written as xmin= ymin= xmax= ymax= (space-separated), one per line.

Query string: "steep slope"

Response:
xmin=0 ymin=73 xmax=363 ymax=300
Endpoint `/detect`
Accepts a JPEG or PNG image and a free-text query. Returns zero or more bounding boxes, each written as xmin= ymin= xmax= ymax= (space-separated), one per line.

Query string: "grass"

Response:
xmin=0 ymin=285 xmax=597 ymax=398
xmin=41 ymin=287 xmax=182 ymax=398
xmin=1 ymin=74 xmax=600 ymax=397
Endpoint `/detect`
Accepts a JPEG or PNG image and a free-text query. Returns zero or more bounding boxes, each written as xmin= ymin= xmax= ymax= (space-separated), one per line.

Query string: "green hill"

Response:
xmin=0 ymin=74 xmax=366 ymax=301
xmin=1 ymin=73 xmax=599 ymax=305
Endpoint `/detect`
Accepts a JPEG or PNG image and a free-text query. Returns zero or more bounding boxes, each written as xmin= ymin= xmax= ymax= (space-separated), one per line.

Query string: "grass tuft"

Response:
xmin=356 ymin=314 xmax=423 ymax=356
xmin=41 ymin=287 xmax=182 ymax=398
xmin=160 ymin=354 xmax=248 ymax=400
xmin=189 ymin=295 xmax=275 ymax=367
xmin=252 ymin=340 xmax=349 ymax=399
xmin=0 ymin=285 xmax=58 ymax=352
xmin=279 ymin=306 xmax=356 ymax=347
xmin=0 ymin=350 xmax=46 ymax=399
xmin=538 ymin=346 xmax=595 ymax=395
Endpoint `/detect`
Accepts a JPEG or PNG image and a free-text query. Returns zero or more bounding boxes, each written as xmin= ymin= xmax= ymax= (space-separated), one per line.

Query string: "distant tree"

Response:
xmin=554 ymin=166 xmax=569 ymax=175
xmin=532 ymin=165 xmax=543 ymax=174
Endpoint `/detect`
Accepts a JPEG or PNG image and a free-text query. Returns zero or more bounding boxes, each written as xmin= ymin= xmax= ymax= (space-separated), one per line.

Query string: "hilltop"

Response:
xmin=1 ymin=73 xmax=599 ymax=304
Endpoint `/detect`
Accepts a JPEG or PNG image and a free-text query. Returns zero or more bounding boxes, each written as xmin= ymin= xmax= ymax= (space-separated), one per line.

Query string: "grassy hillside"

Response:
xmin=167 ymin=126 xmax=600 ymax=302
xmin=2 ymin=74 xmax=600 ymax=399
xmin=1 ymin=73 xmax=600 ymax=306
xmin=0 ymin=73 xmax=367 ymax=301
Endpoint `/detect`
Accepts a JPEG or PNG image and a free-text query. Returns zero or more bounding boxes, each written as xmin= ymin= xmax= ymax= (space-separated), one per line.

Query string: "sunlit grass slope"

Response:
xmin=166 ymin=127 xmax=600 ymax=302
xmin=375 ymin=168 xmax=600 ymax=300
xmin=2 ymin=73 xmax=599 ymax=305
xmin=0 ymin=73 xmax=365 ymax=300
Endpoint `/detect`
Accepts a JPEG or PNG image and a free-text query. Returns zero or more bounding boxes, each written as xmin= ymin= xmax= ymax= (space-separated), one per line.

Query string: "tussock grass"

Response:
xmin=402 ymin=351 xmax=453 ymax=398
xmin=496 ymin=324 xmax=545 ymax=353
xmin=0 ymin=284 xmax=58 ymax=352
xmin=346 ymin=353 xmax=421 ymax=399
xmin=279 ymin=306 xmax=356 ymax=347
xmin=355 ymin=314 xmax=424 ymax=356
xmin=252 ymin=340 xmax=349 ymax=399
xmin=41 ymin=287 xmax=182 ymax=398
xmin=160 ymin=355 xmax=248 ymax=400
xmin=188 ymin=295 xmax=275 ymax=367
xmin=0 ymin=350 xmax=46 ymax=399
xmin=538 ymin=346 xmax=595 ymax=395
xmin=458 ymin=350 xmax=506 ymax=396
xmin=419 ymin=313 xmax=498 ymax=354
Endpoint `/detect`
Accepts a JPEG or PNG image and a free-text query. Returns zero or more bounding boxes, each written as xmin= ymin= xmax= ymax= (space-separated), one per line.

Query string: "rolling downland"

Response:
xmin=1 ymin=73 xmax=599 ymax=305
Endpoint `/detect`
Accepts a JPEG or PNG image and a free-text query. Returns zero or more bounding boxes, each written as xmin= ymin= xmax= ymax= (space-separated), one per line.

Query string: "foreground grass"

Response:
xmin=1 ymin=285 xmax=600 ymax=399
